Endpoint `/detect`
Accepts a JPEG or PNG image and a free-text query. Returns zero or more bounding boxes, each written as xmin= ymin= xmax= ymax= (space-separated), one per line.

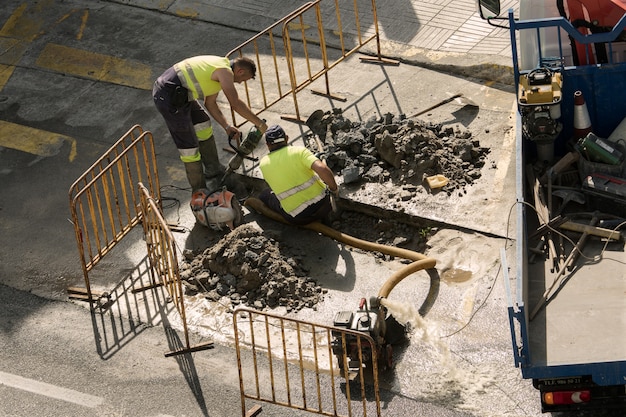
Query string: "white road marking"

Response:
xmin=0 ymin=371 xmax=104 ymax=408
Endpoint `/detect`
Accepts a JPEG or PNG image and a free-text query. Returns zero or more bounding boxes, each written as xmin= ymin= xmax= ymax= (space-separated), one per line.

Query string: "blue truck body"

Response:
xmin=493 ymin=4 xmax=626 ymax=412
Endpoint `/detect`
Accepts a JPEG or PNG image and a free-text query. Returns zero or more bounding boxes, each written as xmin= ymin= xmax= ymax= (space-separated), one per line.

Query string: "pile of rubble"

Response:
xmin=180 ymin=212 xmax=433 ymax=312
xmin=180 ymin=224 xmax=325 ymax=312
xmin=307 ymin=108 xmax=491 ymax=194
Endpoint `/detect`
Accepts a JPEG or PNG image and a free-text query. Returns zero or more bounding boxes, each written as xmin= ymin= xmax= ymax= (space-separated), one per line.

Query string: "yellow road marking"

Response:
xmin=36 ymin=43 xmax=153 ymax=90
xmin=175 ymin=9 xmax=199 ymax=19
xmin=0 ymin=63 xmax=16 ymax=91
xmin=77 ymin=10 xmax=89 ymax=40
xmin=0 ymin=1 xmax=51 ymax=41
xmin=0 ymin=121 xmax=77 ymax=162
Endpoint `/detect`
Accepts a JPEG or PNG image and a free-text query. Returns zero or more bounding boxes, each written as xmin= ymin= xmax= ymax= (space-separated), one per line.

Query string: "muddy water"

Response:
xmin=381 ymin=298 xmax=502 ymax=414
xmin=441 ymin=267 xmax=473 ymax=284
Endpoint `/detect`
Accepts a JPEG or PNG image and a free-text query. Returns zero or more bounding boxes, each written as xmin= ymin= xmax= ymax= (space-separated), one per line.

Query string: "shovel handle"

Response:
xmin=410 ymin=93 xmax=463 ymax=118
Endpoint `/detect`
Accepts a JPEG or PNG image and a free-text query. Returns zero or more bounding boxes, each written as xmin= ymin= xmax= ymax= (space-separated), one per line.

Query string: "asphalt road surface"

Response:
xmin=2 ymin=1 xmax=622 ymax=416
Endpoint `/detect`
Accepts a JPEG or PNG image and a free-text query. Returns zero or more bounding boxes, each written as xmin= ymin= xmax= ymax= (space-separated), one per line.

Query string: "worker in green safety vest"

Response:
xmin=259 ymin=125 xmax=339 ymax=225
xmin=153 ymin=55 xmax=268 ymax=192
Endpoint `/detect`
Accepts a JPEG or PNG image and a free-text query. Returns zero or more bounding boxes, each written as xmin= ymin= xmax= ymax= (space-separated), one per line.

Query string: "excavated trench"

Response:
xmin=180 ymin=110 xmax=492 ymax=313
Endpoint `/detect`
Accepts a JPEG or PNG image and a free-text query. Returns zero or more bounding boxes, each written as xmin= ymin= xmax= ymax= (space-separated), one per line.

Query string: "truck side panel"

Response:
xmin=507 ymin=6 xmax=626 ymax=412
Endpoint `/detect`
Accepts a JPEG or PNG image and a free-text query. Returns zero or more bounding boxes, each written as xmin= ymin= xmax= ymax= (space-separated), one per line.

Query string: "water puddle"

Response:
xmin=440 ymin=267 xmax=473 ymax=284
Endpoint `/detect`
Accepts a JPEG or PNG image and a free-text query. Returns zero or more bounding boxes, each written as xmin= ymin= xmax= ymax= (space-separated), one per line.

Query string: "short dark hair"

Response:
xmin=233 ymin=57 xmax=256 ymax=79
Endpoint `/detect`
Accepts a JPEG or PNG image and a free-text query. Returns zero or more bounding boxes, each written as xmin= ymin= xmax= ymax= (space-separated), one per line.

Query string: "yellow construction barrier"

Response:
xmin=227 ymin=0 xmax=398 ymax=125
xmin=234 ymin=307 xmax=382 ymax=417
xmin=138 ymin=183 xmax=213 ymax=356
xmin=68 ymin=125 xmax=160 ymax=305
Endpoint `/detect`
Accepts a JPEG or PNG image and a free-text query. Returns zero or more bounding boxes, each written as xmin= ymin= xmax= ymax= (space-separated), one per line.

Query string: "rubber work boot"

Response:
xmin=199 ymin=137 xmax=226 ymax=179
xmin=183 ymin=161 xmax=206 ymax=192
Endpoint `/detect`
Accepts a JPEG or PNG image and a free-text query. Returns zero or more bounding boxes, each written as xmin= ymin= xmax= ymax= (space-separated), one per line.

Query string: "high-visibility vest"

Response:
xmin=260 ymin=146 xmax=326 ymax=216
xmin=174 ymin=55 xmax=231 ymax=100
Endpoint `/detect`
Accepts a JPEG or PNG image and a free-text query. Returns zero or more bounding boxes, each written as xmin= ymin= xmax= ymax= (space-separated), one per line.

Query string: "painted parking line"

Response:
xmin=36 ymin=43 xmax=153 ymax=90
xmin=0 ymin=371 xmax=104 ymax=408
xmin=0 ymin=2 xmax=44 ymax=42
xmin=0 ymin=121 xmax=77 ymax=161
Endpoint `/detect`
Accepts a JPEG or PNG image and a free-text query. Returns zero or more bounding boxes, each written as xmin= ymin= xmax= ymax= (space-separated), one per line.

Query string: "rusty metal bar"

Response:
xmin=333 ymin=0 xmax=346 ymax=54
xmin=356 ymin=336 xmax=367 ymax=416
xmin=138 ymin=183 xmax=213 ymax=357
xmin=296 ymin=321 xmax=307 ymax=409
xmin=250 ymin=314 xmax=261 ymax=398
xmin=326 ymin=327 xmax=339 ymax=415
xmin=353 ymin=0 xmax=363 ymax=44
xmin=265 ymin=314 xmax=277 ymax=402
xmin=280 ymin=318 xmax=292 ymax=406
xmin=343 ymin=332 xmax=353 ymax=415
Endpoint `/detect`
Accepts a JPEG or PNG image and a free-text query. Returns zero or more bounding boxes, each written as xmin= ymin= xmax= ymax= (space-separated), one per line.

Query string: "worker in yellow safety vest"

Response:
xmin=153 ymin=55 xmax=268 ymax=192
xmin=259 ymin=125 xmax=339 ymax=225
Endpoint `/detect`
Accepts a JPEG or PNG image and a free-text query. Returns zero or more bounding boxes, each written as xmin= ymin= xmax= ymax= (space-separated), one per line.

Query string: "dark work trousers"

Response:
xmin=152 ymin=67 xmax=211 ymax=151
xmin=259 ymin=188 xmax=332 ymax=225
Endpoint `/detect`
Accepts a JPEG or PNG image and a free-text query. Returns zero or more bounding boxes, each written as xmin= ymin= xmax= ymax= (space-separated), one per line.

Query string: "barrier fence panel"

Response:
xmin=233 ymin=306 xmax=382 ymax=417
xmin=138 ymin=183 xmax=213 ymax=357
xmin=226 ymin=0 xmax=398 ymax=125
xmin=68 ymin=125 xmax=160 ymax=304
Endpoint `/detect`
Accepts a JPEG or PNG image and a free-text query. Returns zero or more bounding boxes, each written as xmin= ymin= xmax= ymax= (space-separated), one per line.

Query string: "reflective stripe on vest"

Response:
xmin=286 ymin=190 xmax=326 ymax=217
xmin=175 ymin=62 xmax=200 ymax=101
xmin=276 ymin=176 xmax=323 ymax=216
xmin=276 ymin=176 xmax=318 ymax=201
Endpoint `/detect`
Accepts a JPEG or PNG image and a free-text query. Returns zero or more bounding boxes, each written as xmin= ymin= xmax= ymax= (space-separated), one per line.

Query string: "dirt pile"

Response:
xmin=307 ymin=108 xmax=491 ymax=195
xmin=180 ymin=211 xmax=434 ymax=312
xmin=180 ymin=223 xmax=325 ymax=312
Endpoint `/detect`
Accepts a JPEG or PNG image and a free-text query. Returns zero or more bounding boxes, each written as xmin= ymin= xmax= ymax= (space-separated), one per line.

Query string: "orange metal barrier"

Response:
xmin=227 ymin=0 xmax=398 ymax=125
xmin=138 ymin=183 xmax=213 ymax=356
xmin=233 ymin=307 xmax=382 ymax=417
xmin=68 ymin=125 xmax=160 ymax=305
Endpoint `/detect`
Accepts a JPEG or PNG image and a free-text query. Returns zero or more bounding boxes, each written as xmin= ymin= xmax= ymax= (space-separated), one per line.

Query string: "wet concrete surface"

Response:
xmin=0 ymin=1 xmax=553 ymax=416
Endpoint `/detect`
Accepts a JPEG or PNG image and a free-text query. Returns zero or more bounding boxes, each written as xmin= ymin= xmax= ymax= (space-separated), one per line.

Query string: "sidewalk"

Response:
xmin=119 ymin=0 xmax=515 ymax=83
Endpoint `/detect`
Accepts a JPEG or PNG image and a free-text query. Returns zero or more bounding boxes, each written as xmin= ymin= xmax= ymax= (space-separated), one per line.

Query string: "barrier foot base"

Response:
xmin=164 ymin=340 xmax=214 ymax=357
xmin=280 ymin=114 xmax=306 ymax=124
xmin=245 ymin=404 xmax=262 ymax=417
xmin=131 ymin=281 xmax=163 ymax=293
xmin=360 ymin=56 xmax=400 ymax=66
xmin=67 ymin=286 xmax=112 ymax=310
xmin=311 ymin=89 xmax=347 ymax=102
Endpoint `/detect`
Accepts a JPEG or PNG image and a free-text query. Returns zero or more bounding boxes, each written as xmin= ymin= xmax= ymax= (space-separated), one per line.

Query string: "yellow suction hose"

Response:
xmin=245 ymin=197 xmax=439 ymax=314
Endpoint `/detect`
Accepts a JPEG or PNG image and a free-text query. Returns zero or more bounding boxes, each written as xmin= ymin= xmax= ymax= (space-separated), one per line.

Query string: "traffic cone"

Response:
xmin=573 ymin=90 xmax=592 ymax=139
